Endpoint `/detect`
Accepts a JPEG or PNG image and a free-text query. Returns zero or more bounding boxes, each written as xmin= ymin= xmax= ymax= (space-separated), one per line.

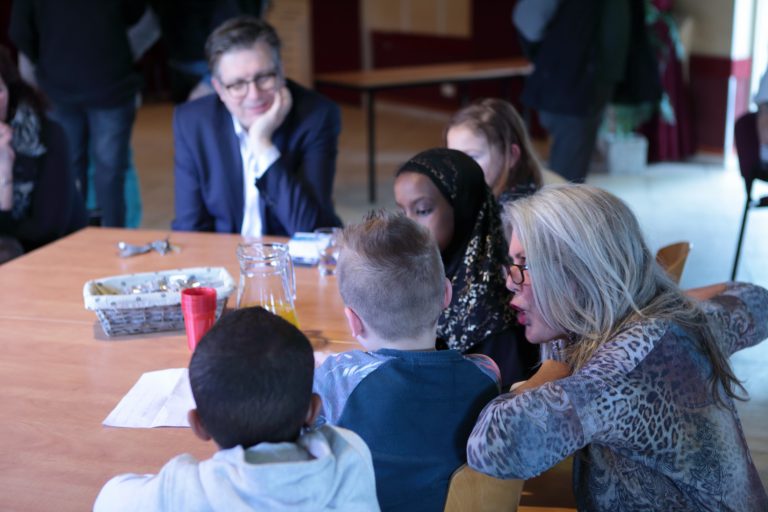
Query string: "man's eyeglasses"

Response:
xmin=222 ymin=70 xmax=280 ymax=99
xmin=502 ymin=262 xmax=529 ymax=285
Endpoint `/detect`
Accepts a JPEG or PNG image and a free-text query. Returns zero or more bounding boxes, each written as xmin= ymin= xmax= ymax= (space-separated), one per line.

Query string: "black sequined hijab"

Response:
xmin=396 ymin=148 xmax=516 ymax=352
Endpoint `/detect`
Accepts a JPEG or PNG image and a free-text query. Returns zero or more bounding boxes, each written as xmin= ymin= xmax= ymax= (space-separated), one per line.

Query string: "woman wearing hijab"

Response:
xmin=393 ymin=147 xmax=538 ymax=387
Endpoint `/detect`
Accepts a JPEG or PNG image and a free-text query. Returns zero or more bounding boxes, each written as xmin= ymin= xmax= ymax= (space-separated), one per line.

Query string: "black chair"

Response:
xmin=731 ymin=111 xmax=768 ymax=280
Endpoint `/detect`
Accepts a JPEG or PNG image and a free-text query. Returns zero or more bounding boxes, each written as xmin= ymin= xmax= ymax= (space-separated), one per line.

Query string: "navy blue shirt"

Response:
xmin=314 ymin=348 xmax=500 ymax=512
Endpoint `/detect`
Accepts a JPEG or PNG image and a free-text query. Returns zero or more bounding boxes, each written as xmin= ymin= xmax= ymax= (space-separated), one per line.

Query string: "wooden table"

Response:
xmin=0 ymin=227 xmax=573 ymax=511
xmin=0 ymin=227 xmax=356 ymax=511
xmin=315 ymin=58 xmax=533 ymax=202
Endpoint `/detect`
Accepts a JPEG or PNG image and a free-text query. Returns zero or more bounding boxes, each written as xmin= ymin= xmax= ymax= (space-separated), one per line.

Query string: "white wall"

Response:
xmin=731 ymin=0 xmax=755 ymax=60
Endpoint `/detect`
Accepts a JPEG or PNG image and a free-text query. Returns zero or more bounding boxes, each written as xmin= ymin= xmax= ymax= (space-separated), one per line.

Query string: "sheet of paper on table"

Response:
xmin=103 ymin=368 xmax=195 ymax=428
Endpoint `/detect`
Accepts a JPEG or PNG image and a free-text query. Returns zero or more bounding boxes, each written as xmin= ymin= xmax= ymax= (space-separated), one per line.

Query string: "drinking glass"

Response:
xmin=314 ymin=227 xmax=342 ymax=276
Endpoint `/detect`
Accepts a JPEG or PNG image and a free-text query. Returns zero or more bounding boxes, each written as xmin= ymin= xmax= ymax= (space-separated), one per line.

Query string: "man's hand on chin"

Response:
xmin=248 ymin=85 xmax=293 ymax=153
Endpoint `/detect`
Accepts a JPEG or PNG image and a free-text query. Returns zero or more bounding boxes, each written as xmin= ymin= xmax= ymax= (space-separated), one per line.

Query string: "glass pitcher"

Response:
xmin=236 ymin=242 xmax=299 ymax=327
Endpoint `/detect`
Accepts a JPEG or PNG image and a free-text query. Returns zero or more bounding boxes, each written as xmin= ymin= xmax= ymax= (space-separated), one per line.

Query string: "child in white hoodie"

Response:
xmin=94 ymin=306 xmax=380 ymax=512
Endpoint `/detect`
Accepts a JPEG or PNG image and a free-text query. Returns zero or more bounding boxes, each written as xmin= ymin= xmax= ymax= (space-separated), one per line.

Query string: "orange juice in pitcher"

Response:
xmin=236 ymin=242 xmax=299 ymax=327
xmin=268 ymin=302 xmax=300 ymax=328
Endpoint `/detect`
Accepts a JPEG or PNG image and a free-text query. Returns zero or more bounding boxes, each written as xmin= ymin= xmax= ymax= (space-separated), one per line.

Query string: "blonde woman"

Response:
xmin=446 ymin=98 xmax=547 ymax=203
xmin=467 ymin=184 xmax=768 ymax=511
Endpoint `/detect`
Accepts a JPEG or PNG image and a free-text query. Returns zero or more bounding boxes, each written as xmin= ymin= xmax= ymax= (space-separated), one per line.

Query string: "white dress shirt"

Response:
xmin=232 ymin=116 xmax=281 ymax=238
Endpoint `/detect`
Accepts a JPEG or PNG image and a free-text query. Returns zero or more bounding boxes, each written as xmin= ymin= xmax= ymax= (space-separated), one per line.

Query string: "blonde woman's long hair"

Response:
xmin=446 ymin=98 xmax=544 ymax=190
xmin=503 ymin=184 xmax=745 ymax=404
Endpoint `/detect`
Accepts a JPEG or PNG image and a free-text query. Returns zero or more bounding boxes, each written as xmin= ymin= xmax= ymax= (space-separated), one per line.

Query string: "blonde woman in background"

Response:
xmin=446 ymin=98 xmax=558 ymax=204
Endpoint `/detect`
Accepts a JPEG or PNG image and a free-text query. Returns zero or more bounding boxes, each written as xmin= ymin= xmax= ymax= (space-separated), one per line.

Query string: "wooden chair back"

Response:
xmin=444 ymin=464 xmax=524 ymax=512
xmin=655 ymin=241 xmax=692 ymax=284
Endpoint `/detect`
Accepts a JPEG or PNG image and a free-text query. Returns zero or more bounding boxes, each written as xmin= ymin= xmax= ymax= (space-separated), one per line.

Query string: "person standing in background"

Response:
xmin=10 ymin=0 xmax=145 ymax=227
xmin=513 ymin=0 xmax=659 ymax=182
xmin=150 ymin=0 xmax=269 ymax=103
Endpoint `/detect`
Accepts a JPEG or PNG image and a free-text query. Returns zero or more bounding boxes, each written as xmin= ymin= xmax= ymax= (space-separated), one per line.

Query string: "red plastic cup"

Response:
xmin=181 ymin=287 xmax=217 ymax=352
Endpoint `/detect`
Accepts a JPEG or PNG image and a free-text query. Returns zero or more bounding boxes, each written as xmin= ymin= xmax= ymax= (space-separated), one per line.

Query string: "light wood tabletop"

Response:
xmin=0 ymin=227 xmax=575 ymax=511
xmin=0 ymin=227 xmax=356 ymax=511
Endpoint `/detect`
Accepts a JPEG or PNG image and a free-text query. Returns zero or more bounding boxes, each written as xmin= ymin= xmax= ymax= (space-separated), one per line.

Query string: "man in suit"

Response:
xmin=172 ymin=16 xmax=342 ymax=236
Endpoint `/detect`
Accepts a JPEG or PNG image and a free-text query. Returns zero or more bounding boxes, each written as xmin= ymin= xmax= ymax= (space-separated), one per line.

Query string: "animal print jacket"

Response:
xmin=467 ymin=282 xmax=768 ymax=511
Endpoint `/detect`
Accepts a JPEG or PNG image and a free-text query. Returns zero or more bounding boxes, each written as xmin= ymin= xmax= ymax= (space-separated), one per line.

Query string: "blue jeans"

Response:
xmin=50 ymin=100 xmax=137 ymax=227
xmin=539 ymin=83 xmax=614 ymax=183
xmin=539 ymin=108 xmax=605 ymax=183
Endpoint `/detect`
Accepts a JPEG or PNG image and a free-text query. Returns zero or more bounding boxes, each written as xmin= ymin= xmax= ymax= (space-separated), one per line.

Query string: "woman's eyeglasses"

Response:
xmin=502 ymin=262 xmax=528 ymax=285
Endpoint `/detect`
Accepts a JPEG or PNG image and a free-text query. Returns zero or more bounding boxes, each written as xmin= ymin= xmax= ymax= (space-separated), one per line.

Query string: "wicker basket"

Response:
xmin=83 ymin=267 xmax=235 ymax=337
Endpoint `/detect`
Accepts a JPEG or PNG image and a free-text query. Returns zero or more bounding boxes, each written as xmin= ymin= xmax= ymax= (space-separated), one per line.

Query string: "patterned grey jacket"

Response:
xmin=468 ymin=282 xmax=768 ymax=511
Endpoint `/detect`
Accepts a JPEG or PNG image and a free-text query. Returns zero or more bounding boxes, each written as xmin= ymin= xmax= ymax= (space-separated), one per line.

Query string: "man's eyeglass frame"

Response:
xmin=222 ymin=69 xmax=281 ymax=98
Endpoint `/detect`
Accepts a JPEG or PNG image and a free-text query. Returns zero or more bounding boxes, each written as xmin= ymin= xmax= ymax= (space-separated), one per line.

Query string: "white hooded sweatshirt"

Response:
xmin=94 ymin=425 xmax=380 ymax=512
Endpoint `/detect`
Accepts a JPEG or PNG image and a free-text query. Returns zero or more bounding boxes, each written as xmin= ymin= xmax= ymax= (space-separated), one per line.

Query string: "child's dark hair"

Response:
xmin=189 ymin=306 xmax=314 ymax=449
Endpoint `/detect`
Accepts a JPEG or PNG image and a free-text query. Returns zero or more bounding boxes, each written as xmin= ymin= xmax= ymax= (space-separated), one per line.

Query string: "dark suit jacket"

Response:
xmin=171 ymin=80 xmax=342 ymax=236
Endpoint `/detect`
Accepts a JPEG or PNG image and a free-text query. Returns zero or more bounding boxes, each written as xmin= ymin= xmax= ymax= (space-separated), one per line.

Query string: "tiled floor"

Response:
xmin=132 ymin=100 xmax=768 ymax=488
